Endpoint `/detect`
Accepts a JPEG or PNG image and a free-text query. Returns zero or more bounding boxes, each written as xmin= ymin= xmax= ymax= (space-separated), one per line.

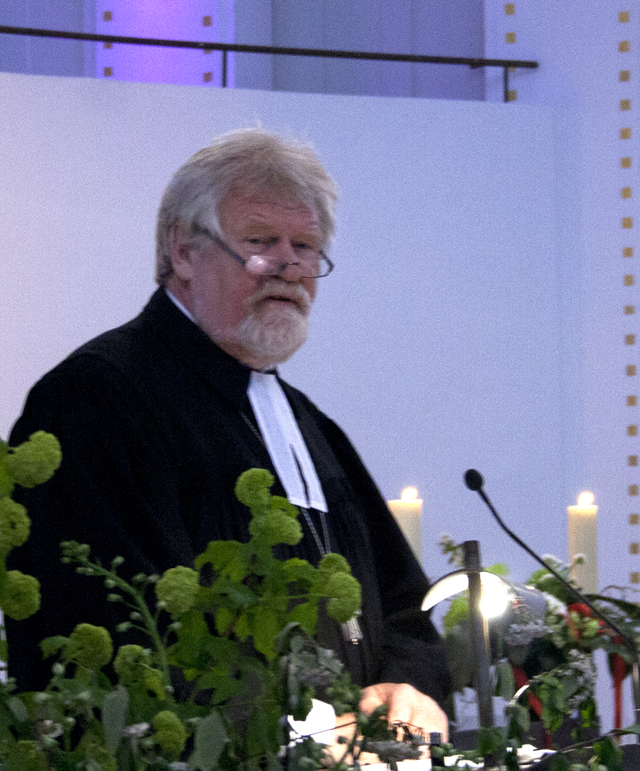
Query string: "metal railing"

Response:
xmin=0 ymin=24 xmax=538 ymax=102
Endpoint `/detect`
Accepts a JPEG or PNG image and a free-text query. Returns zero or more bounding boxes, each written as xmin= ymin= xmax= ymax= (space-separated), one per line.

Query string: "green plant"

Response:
xmin=0 ymin=441 xmax=424 ymax=770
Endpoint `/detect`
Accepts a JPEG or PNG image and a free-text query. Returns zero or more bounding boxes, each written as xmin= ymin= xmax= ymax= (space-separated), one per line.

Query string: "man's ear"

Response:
xmin=168 ymin=225 xmax=195 ymax=281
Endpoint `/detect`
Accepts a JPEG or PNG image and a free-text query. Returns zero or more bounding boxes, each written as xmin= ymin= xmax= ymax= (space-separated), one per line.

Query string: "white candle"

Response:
xmin=567 ymin=491 xmax=598 ymax=594
xmin=388 ymin=486 xmax=423 ymax=562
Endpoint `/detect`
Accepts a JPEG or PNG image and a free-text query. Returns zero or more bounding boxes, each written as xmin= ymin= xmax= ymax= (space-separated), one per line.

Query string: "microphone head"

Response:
xmin=464 ymin=469 xmax=484 ymax=491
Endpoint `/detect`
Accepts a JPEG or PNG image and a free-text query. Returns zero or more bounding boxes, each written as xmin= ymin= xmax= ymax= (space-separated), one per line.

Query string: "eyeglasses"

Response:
xmin=191 ymin=225 xmax=334 ymax=278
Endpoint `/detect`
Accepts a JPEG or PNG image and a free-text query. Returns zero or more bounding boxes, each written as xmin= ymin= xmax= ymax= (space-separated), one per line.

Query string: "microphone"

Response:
xmin=464 ymin=469 xmax=483 ymax=492
xmin=464 ymin=468 xmax=640 ymax=723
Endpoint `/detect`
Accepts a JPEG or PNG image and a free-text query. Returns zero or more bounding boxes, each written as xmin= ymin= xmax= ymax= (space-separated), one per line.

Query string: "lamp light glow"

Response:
xmin=481 ymin=580 xmax=511 ymax=619
xmin=421 ymin=570 xmax=513 ymax=617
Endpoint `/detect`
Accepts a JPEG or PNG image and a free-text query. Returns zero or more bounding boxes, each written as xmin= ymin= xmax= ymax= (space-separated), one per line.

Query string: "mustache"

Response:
xmin=249 ymin=282 xmax=313 ymax=315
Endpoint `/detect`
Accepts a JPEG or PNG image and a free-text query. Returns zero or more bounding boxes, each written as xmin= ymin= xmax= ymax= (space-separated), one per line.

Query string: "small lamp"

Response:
xmin=422 ymin=540 xmax=546 ymax=732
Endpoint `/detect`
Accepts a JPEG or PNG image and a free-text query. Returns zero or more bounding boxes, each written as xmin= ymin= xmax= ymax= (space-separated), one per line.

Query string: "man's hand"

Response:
xmin=359 ymin=682 xmax=449 ymax=742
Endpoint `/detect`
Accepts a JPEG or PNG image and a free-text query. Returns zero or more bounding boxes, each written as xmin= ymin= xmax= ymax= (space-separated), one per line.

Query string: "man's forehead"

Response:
xmin=222 ymin=188 xmax=319 ymax=223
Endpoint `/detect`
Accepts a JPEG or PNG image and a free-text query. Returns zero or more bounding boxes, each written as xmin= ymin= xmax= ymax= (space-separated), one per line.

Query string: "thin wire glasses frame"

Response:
xmin=191 ymin=225 xmax=334 ymax=278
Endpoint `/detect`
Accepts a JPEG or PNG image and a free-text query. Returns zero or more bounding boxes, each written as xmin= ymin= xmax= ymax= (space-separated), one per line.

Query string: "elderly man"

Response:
xmin=8 ymin=129 xmax=450 ymax=737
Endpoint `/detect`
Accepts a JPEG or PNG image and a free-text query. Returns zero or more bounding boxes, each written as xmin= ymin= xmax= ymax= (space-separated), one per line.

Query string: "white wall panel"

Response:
xmin=0 ymin=70 xmax=564 ymax=594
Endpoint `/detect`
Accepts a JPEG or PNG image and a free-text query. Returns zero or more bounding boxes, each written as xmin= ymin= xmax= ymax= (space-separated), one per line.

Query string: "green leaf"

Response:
xmin=0 ymin=639 xmax=7 ymax=662
xmin=39 ymin=634 xmax=69 ymax=659
xmin=618 ymin=722 xmax=640 ymax=734
xmin=251 ymin=606 xmax=281 ymax=660
xmin=587 ymin=593 xmax=640 ymax=622
xmin=443 ymin=621 xmax=475 ymax=692
xmin=224 ymin=583 xmax=257 ymax=606
xmin=195 ymin=540 xmax=248 ymax=582
xmin=6 ymin=695 xmax=29 ymax=722
xmin=495 ymin=659 xmax=516 ymax=701
xmin=287 ymin=601 xmax=318 ymax=635
xmin=215 ymin=606 xmax=235 ymax=635
xmin=189 ymin=710 xmax=229 ymax=771
xmin=486 ymin=563 xmax=510 ymax=577
xmin=196 ymin=671 xmax=244 ymax=700
xmin=593 ymin=736 xmax=623 ymax=771
xmin=168 ymin=609 xmax=210 ymax=670
xmin=102 ymin=686 xmax=130 ymax=755
xmin=476 ymin=726 xmax=503 ymax=757
xmin=234 ymin=609 xmax=250 ymax=640
xmin=505 ymin=701 xmax=529 ymax=741
xmin=442 ymin=596 xmax=468 ymax=632
xmin=279 ymin=558 xmax=317 ymax=586
xmin=549 ymin=754 xmax=571 ymax=771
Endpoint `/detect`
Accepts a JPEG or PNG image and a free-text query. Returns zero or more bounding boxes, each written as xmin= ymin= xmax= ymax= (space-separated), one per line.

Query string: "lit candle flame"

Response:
xmin=401 ymin=486 xmax=419 ymax=501
xmin=577 ymin=491 xmax=595 ymax=507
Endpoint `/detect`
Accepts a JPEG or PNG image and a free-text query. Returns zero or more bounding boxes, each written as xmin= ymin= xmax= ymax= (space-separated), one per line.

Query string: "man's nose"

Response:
xmin=271 ymin=243 xmax=304 ymax=280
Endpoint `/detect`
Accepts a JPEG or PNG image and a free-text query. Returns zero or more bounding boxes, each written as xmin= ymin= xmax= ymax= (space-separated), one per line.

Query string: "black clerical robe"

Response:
xmin=7 ymin=288 xmax=451 ymax=705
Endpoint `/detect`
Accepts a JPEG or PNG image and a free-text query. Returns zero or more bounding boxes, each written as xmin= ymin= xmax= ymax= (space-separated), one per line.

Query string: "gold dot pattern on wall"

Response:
xmin=619 ymin=9 xmax=638 ymax=584
xmin=101 ymin=10 xmax=113 ymax=79
xmin=503 ymin=4 xmax=518 ymax=99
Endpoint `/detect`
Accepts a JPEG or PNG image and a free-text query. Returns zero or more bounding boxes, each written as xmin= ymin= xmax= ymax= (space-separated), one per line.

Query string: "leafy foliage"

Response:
xmin=0 ymin=463 xmax=425 ymax=770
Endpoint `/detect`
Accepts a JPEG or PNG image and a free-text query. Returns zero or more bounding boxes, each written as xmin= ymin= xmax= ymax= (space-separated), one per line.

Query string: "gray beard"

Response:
xmin=236 ymin=305 xmax=308 ymax=365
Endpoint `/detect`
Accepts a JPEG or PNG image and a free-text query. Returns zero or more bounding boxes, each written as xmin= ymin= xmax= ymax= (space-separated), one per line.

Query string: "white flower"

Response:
xmin=544 ymin=593 xmax=567 ymax=617
xmin=505 ymin=619 xmax=550 ymax=647
xmin=124 ymin=722 xmax=151 ymax=738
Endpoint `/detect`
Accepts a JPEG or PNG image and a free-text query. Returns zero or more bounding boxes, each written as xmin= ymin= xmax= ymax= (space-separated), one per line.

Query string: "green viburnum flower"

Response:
xmin=2 ymin=570 xmax=40 ymax=620
xmin=152 ymin=710 xmax=187 ymax=758
xmin=325 ymin=572 xmax=362 ymax=624
xmin=0 ymin=440 xmax=14 ymax=497
xmin=65 ymin=623 xmax=113 ymax=670
xmin=0 ymin=497 xmax=30 ymax=552
xmin=155 ymin=566 xmax=199 ymax=617
xmin=318 ymin=553 xmax=352 ymax=576
xmin=5 ymin=431 xmax=62 ymax=488
xmin=114 ymin=644 xmax=164 ymax=697
xmin=269 ymin=495 xmax=299 ymax=518
xmin=8 ymin=740 xmax=48 ymax=771
xmin=113 ymin=644 xmax=146 ymax=682
xmin=249 ymin=510 xmax=303 ymax=547
xmin=234 ymin=468 xmax=274 ymax=512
